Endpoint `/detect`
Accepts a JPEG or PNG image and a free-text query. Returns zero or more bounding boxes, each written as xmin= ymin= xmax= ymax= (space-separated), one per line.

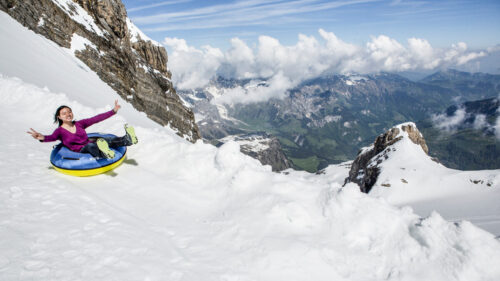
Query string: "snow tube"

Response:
xmin=50 ymin=133 xmax=127 ymax=177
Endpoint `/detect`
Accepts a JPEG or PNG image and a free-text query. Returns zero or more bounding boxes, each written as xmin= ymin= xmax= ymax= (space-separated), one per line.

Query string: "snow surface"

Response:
xmin=70 ymin=33 xmax=97 ymax=53
xmin=126 ymin=17 xmax=162 ymax=47
xmin=0 ymin=11 xmax=155 ymax=129
xmin=1 ymin=10 xmax=500 ymax=281
xmin=369 ymin=123 xmax=500 ymax=235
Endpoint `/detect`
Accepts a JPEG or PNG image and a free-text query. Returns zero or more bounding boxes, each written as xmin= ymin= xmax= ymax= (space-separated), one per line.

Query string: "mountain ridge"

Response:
xmin=179 ymin=70 xmax=500 ymax=172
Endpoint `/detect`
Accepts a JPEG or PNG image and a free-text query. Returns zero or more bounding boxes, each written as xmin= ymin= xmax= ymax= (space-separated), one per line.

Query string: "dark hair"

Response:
xmin=54 ymin=105 xmax=71 ymax=126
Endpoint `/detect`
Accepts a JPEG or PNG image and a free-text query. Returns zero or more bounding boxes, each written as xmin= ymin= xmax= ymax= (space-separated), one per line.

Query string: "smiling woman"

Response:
xmin=54 ymin=105 xmax=73 ymax=127
xmin=28 ymin=100 xmax=138 ymax=161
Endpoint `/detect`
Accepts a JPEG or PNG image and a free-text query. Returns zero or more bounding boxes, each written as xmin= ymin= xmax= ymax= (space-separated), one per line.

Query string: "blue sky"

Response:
xmin=122 ymin=0 xmax=500 ymax=50
xmin=122 ymin=0 xmax=500 ymax=91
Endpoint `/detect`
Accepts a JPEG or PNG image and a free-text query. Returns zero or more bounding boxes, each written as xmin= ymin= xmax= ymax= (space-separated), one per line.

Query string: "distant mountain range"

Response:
xmin=179 ymin=70 xmax=500 ymax=172
xmin=421 ymin=69 xmax=500 ymax=101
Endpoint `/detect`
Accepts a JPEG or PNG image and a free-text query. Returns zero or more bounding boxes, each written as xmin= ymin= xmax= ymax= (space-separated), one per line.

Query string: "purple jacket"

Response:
xmin=43 ymin=110 xmax=115 ymax=152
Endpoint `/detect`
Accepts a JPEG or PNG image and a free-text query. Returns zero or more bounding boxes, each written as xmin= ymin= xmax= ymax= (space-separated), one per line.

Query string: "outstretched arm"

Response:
xmin=27 ymin=128 xmax=44 ymax=141
xmin=78 ymin=100 xmax=120 ymax=129
xmin=28 ymin=128 xmax=60 ymax=142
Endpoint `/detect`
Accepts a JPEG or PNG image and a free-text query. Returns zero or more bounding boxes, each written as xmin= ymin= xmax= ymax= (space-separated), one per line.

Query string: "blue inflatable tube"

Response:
xmin=50 ymin=133 xmax=127 ymax=176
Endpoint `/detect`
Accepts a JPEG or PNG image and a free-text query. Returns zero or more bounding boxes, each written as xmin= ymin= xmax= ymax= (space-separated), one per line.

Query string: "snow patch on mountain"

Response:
xmin=307 ymin=115 xmax=342 ymax=128
xmin=126 ymin=17 xmax=161 ymax=47
xmin=220 ymin=134 xmax=271 ymax=153
xmin=52 ymin=0 xmax=105 ymax=36
xmin=37 ymin=16 xmax=45 ymax=27
xmin=70 ymin=33 xmax=97 ymax=53
xmin=343 ymin=74 xmax=368 ymax=86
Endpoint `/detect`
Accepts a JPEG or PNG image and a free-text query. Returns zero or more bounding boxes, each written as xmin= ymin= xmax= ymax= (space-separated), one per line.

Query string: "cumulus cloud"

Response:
xmin=163 ymin=37 xmax=223 ymax=89
xmin=432 ymin=108 xmax=467 ymax=132
xmin=432 ymin=103 xmax=500 ymax=138
xmin=163 ymin=30 xmax=491 ymax=104
xmin=472 ymin=114 xmax=487 ymax=130
xmin=213 ymin=72 xmax=293 ymax=104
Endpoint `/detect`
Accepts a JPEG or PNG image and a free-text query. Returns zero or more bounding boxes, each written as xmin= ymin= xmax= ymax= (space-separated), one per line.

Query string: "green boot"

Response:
xmin=125 ymin=124 xmax=138 ymax=144
xmin=96 ymin=138 xmax=115 ymax=159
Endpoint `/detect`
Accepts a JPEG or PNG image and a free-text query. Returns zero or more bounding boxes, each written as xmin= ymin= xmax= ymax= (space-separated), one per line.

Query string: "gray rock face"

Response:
xmin=1 ymin=0 xmax=200 ymax=142
xmin=219 ymin=133 xmax=292 ymax=172
xmin=345 ymin=123 xmax=428 ymax=193
xmin=242 ymin=137 xmax=291 ymax=172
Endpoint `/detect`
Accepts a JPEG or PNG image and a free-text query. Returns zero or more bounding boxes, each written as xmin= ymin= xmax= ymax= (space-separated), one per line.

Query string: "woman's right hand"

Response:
xmin=27 ymin=128 xmax=44 ymax=141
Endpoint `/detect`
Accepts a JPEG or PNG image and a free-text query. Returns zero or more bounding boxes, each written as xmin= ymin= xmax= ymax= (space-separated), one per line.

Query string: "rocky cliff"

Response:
xmin=1 ymin=0 xmax=200 ymax=142
xmin=345 ymin=123 xmax=429 ymax=193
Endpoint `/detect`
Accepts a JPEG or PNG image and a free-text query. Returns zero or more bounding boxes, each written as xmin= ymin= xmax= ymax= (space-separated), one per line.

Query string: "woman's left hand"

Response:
xmin=113 ymin=100 xmax=121 ymax=113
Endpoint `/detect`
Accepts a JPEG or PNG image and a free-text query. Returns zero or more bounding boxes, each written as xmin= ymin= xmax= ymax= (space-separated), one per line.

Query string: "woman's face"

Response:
xmin=58 ymin=107 xmax=73 ymax=123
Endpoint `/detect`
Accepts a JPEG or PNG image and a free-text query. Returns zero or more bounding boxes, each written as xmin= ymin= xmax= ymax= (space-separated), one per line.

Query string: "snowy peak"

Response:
xmin=387 ymin=122 xmax=429 ymax=154
xmin=346 ymin=122 xmax=430 ymax=193
xmin=346 ymin=122 xmax=500 ymax=209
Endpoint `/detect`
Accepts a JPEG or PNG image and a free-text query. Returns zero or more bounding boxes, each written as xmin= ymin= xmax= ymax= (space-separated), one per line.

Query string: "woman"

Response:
xmin=28 ymin=100 xmax=137 ymax=159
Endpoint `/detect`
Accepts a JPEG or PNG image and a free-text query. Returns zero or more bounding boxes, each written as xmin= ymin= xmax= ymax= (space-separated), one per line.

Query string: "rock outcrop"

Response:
xmin=219 ymin=133 xmax=292 ymax=172
xmin=345 ymin=123 xmax=428 ymax=193
xmin=1 ymin=0 xmax=200 ymax=142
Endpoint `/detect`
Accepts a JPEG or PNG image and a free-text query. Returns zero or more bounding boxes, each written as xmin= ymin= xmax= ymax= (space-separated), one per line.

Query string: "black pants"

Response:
xmin=80 ymin=136 xmax=132 ymax=158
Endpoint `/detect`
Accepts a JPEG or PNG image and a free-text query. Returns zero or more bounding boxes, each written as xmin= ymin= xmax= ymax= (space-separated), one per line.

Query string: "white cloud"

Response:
xmin=472 ymin=114 xmax=487 ymax=130
xmin=221 ymin=38 xmax=255 ymax=78
xmin=431 ymin=108 xmax=467 ymax=132
xmin=432 ymin=98 xmax=500 ymax=137
xmin=213 ymin=72 xmax=293 ymax=105
xmin=163 ymin=37 xmax=223 ymax=89
xmin=127 ymin=0 xmax=191 ymax=13
xmin=164 ymin=30 xmax=491 ymax=104
xmin=133 ymin=0 xmax=377 ymax=31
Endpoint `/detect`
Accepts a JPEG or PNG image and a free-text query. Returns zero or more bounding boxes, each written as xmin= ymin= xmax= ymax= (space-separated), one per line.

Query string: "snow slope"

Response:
xmin=0 ymin=11 xmax=157 ymax=129
xmin=1 ymin=10 xmax=500 ymax=281
xmin=368 ymin=123 xmax=500 ymax=235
